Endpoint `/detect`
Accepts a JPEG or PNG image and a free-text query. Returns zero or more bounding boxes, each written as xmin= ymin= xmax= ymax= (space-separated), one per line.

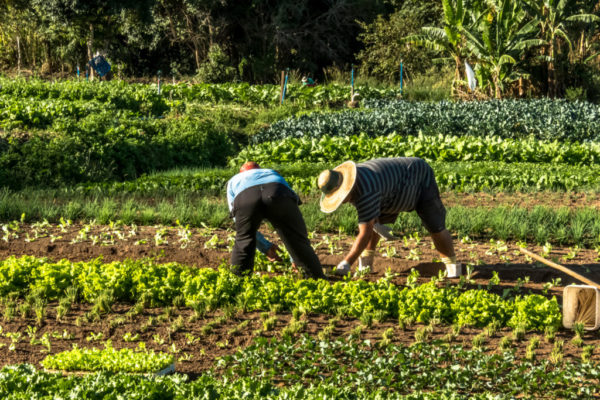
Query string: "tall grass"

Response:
xmin=2 ymin=188 xmax=600 ymax=246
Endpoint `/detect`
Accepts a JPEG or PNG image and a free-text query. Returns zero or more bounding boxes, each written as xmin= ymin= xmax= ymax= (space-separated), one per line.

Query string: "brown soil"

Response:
xmin=1 ymin=302 xmax=599 ymax=376
xmin=2 ymin=222 xmax=600 ymax=376
xmin=441 ymin=191 xmax=600 ymax=210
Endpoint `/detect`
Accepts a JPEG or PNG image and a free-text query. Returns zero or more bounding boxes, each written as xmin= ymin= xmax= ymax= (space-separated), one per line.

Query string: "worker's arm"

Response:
xmin=344 ymin=219 xmax=375 ymax=265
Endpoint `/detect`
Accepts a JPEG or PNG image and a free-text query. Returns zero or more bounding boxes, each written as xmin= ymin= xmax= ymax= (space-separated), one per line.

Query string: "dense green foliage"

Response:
xmin=0 ymin=256 xmax=560 ymax=329
xmin=218 ymin=335 xmax=597 ymax=398
xmin=41 ymin=343 xmax=174 ymax=373
xmin=2 ymin=359 xmax=597 ymax=400
xmin=254 ymin=99 xmax=600 ymax=143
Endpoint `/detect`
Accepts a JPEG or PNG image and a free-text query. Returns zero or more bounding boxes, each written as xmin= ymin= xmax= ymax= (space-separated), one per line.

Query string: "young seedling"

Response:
xmin=379 ymin=328 xmax=395 ymax=347
xmin=549 ymin=340 xmax=564 ymax=365
xmin=525 ymin=336 xmax=540 ymax=361
xmin=34 ymin=298 xmax=47 ymax=326
xmin=498 ymin=334 xmax=513 ymax=352
xmin=544 ymin=325 xmax=557 ymax=343
xmin=413 ymin=326 xmax=430 ymax=344
xmin=484 ymin=320 xmax=501 ymax=337
xmin=471 ymin=333 xmax=487 ymax=349
xmin=572 ymin=322 xmax=585 ymax=347
xmin=512 ymin=323 xmax=526 ymax=341
xmin=227 ymin=320 xmax=250 ymax=336
xmin=581 ymin=345 xmax=594 ymax=363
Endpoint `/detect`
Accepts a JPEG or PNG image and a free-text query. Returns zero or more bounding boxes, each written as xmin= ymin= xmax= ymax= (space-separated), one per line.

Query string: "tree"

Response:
xmin=522 ymin=0 xmax=600 ymax=96
xmin=356 ymin=0 xmax=442 ymax=82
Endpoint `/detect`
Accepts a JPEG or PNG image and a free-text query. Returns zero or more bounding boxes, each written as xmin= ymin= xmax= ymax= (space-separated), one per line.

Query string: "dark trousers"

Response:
xmin=230 ymin=183 xmax=325 ymax=279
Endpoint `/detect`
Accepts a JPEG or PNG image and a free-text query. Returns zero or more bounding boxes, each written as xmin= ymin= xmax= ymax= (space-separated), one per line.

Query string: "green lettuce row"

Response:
xmin=41 ymin=343 xmax=173 ymax=373
xmin=0 ymin=256 xmax=560 ymax=330
xmin=233 ymin=133 xmax=600 ymax=166
xmin=253 ymin=98 xmax=600 ymax=143
xmin=2 ymin=362 xmax=595 ymax=400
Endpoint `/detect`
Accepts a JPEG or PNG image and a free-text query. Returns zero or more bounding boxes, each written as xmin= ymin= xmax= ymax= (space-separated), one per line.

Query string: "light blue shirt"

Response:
xmin=226 ymin=169 xmax=291 ymax=211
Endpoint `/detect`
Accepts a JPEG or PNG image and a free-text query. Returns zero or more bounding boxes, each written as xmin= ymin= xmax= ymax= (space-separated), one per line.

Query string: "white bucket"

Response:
xmin=563 ymin=285 xmax=600 ymax=331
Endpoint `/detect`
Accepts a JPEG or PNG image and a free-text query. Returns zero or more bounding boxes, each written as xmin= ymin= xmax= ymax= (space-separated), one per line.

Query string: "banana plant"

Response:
xmin=521 ymin=0 xmax=600 ymax=97
xmin=403 ymin=0 xmax=474 ymax=87
xmin=462 ymin=0 xmax=543 ymax=98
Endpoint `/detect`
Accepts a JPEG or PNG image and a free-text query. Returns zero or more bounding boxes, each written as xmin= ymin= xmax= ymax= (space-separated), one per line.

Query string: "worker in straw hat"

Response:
xmin=317 ymin=157 xmax=460 ymax=277
xmin=227 ymin=161 xmax=326 ymax=279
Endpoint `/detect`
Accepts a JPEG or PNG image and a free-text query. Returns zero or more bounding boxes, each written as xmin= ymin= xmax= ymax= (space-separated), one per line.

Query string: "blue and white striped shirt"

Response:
xmin=352 ymin=158 xmax=433 ymax=223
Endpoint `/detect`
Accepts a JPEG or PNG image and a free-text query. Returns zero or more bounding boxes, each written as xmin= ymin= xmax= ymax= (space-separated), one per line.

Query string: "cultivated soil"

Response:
xmin=2 ymin=222 xmax=600 ymax=375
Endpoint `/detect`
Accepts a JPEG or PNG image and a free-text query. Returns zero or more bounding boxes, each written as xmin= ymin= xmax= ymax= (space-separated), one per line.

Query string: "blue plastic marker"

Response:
xmin=281 ymin=69 xmax=289 ymax=104
xmin=351 ymin=64 xmax=355 ymax=95
xmin=400 ymin=61 xmax=403 ymax=94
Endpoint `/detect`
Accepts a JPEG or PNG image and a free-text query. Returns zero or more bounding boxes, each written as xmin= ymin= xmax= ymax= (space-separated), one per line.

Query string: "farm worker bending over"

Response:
xmin=227 ymin=161 xmax=326 ymax=279
xmin=317 ymin=157 xmax=460 ymax=277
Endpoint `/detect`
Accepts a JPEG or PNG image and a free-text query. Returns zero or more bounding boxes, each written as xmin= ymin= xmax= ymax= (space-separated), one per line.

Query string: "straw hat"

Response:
xmin=317 ymin=161 xmax=357 ymax=213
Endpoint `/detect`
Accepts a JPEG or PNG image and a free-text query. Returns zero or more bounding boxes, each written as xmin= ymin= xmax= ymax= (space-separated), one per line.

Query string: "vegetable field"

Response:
xmin=1 ymin=78 xmax=600 ymax=398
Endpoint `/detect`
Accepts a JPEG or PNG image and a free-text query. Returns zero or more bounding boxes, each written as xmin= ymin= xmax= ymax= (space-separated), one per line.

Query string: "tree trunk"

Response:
xmin=193 ymin=44 xmax=201 ymax=70
xmin=518 ymin=77 xmax=523 ymax=97
xmin=548 ymin=40 xmax=555 ymax=98
xmin=88 ymin=23 xmax=94 ymax=81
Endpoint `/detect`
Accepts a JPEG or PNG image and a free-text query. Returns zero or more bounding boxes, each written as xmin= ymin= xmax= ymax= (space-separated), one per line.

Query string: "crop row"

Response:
xmin=1 ymin=359 xmax=594 ymax=400
xmin=0 ymin=256 xmax=560 ymax=330
xmin=0 ymin=79 xmax=168 ymax=117
xmin=0 ymin=77 xmax=398 ymax=108
xmin=253 ymin=99 xmax=600 ymax=143
xmin=41 ymin=343 xmax=173 ymax=373
xmin=234 ymin=133 xmax=600 ymax=166
xmin=74 ymin=161 xmax=600 ymax=196
xmin=217 ymin=335 xmax=598 ymax=398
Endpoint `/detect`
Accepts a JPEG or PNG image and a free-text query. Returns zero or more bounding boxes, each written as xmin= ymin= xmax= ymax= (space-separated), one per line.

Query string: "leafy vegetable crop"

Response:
xmin=253 ymin=99 xmax=600 ymax=143
xmin=0 ymin=256 xmax=561 ymax=330
xmin=234 ymin=133 xmax=600 ymax=166
xmin=41 ymin=342 xmax=173 ymax=373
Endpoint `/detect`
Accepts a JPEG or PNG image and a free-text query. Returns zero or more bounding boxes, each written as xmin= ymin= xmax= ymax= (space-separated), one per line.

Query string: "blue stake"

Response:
xmin=76 ymin=65 xmax=80 ymax=80
xmin=281 ymin=68 xmax=289 ymax=104
xmin=399 ymin=61 xmax=403 ymax=95
xmin=351 ymin=64 xmax=355 ymax=96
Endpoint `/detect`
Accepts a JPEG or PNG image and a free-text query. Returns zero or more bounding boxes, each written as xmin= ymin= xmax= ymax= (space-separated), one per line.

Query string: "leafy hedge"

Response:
xmin=234 ymin=133 xmax=600 ymax=165
xmin=0 ymin=256 xmax=561 ymax=330
xmin=253 ymin=99 xmax=600 ymax=143
xmin=0 ymin=111 xmax=234 ymax=189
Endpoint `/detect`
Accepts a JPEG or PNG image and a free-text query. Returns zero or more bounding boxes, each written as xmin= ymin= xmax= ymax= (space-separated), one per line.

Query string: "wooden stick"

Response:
xmin=519 ymin=247 xmax=600 ymax=290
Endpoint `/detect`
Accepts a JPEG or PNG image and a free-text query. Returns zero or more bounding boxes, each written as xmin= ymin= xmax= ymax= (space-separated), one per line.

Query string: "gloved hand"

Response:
xmin=335 ymin=260 xmax=351 ymax=276
xmin=358 ymin=249 xmax=375 ymax=273
xmin=373 ymin=223 xmax=395 ymax=240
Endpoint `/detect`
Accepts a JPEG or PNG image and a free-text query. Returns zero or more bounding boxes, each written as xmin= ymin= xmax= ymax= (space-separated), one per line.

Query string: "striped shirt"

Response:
xmin=352 ymin=158 xmax=433 ymax=223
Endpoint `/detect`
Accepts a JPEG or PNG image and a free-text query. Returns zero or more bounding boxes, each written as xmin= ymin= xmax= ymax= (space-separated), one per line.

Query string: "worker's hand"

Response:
xmin=265 ymin=244 xmax=283 ymax=262
xmin=334 ymin=260 xmax=351 ymax=276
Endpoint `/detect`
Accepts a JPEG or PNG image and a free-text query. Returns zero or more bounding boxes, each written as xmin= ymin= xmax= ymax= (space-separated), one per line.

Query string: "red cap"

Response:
xmin=239 ymin=161 xmax=260 ymax=173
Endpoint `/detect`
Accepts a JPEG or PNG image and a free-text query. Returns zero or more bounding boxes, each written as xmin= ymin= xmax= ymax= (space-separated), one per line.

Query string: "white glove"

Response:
xmin=335 ymin=260 xmax=351 ymax=276
xmin=358 ymin=250 xmax=375 ymax=273
xmin=373 ymin=223 xmax=395 ymax=240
